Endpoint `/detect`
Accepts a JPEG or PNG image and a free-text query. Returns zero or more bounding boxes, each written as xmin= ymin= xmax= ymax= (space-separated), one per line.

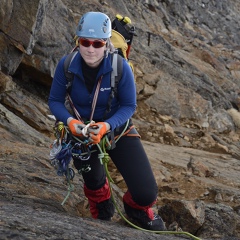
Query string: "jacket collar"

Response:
xmin=68 ymin=51 xmax=113 ymax=78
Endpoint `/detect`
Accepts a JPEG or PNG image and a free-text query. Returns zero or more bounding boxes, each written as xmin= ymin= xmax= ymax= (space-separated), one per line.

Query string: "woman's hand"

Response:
xmin=88 ymin=122 xmax=110 ymax=144
xmin=67 ymin=117 xmax=86 ymax=136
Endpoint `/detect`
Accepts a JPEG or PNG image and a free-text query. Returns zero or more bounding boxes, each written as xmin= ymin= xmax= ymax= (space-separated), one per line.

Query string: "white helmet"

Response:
xmin=76 ymin=12 xmax=112 ymax=39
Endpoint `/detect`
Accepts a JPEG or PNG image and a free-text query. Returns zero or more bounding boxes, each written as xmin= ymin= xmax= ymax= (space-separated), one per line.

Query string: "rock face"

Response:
xmin=1 ymin=0 xmax=240 ymax=239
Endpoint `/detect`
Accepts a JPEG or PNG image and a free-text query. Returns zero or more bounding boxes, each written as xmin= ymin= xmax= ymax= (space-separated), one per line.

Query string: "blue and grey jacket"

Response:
xmin=48 ymin=51 xmax=136 ymax=131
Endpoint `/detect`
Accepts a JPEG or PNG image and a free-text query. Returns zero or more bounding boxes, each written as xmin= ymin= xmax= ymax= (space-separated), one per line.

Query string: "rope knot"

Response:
xmin=98 ymin=152 xmax=110 ymax=165
xmin=102 ymin=152 xmax=110 ymax=164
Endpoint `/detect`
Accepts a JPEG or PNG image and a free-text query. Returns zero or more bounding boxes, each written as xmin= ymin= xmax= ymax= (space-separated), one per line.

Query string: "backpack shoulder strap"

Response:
xmin=64 ymin=51 xmax=78 ymax=94
xmin=105 ymin=52 xmax=123 ymax=149
xmin=104 ymin=52 xmax=123 ymax=119
xmin=111 ymin=51 xmax=123 ymax=93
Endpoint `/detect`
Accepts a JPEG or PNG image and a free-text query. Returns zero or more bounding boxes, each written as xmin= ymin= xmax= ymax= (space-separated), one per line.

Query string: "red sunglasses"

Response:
xmin=79 ymin=38 xmax=106 ymax=48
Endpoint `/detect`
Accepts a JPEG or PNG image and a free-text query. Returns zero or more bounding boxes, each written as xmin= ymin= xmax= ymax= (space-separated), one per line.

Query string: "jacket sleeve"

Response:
xmin=105 ymin=58 xmax=137 ymax=130
xmin=48 ymin=56 xmax=73 ymax=125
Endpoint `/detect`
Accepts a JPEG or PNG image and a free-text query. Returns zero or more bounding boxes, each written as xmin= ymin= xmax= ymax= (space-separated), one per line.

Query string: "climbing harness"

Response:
xmin=49 ymin=117 xmax=129 ymax=203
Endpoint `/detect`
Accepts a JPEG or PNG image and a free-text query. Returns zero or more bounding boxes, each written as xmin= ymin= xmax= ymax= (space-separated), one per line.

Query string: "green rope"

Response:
xmin=61 ymin=182 xmax=74 ymax=206
xmin=97 ymin=137 xmax=114 ymax=183
xmin=61 ymin=167 xmax=75 ymax=206
xmin=98 ymin=136 xmax=202 ymax=240
xmin=59 ymin=124 xmax=201 ymax=239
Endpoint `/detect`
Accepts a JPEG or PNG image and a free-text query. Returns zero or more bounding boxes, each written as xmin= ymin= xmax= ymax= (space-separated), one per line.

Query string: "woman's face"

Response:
xmin=79 ymin=38 xmax=107 ymax=68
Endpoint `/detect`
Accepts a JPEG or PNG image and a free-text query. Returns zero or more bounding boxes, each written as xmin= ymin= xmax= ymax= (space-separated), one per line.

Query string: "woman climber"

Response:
xmin=48 ymin=11 xmax=166 ymax=231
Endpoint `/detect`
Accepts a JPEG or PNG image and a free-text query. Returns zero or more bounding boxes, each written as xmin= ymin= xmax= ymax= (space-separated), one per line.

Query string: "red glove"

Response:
xmin=88 ymin=122 xmax=110 ymax=144
xmin=67 ymin=117 xmax=86 ymax=136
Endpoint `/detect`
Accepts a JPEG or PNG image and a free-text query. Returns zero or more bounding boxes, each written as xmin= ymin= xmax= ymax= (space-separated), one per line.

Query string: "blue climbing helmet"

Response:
xmin=76 ymin=12 xmax=112 ymax=39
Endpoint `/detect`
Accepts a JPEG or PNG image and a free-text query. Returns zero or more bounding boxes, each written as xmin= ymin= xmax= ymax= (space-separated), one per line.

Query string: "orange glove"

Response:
xmin=67 ymin=117 xmax=86 ymax=136
xmin=88 ymin=122 xmax=110 ymax=144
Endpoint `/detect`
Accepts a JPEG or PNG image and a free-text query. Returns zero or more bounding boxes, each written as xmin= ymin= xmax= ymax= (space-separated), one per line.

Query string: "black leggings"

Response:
xmin=74 ymin=136 xmax=158 ymax=206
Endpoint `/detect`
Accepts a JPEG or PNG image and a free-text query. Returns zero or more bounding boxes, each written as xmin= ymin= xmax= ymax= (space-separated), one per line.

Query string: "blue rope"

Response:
xmin=55 ymin=144 xmax=72 ymax=175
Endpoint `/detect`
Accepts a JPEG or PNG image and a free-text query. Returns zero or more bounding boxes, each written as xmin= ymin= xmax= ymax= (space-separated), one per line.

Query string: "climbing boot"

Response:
xmin=84 ymin=179 xmax=114 ymax=220
xmin=96 ymin=198 xmax=115 ymax=221
xmin=123 ymin=191 xmax=166 ymax=231
xmin=123 ymin=202 xmax=166 ymax=230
